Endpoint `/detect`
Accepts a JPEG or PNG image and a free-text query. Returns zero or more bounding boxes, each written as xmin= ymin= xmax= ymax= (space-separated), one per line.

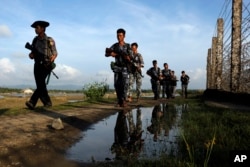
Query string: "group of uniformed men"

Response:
xmin=105 ymin=28 xmax=144 ymax=107
xmin=146 ymin=60 xmax=178 ymax=100
xmin=105 ymin=28 xmax=189 ymax=107
xmin=25 ymin=23 xmax=188 ymax=110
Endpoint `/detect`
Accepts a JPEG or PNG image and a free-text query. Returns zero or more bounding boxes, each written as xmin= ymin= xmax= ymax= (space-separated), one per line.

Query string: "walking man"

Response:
xmin=180 ymin=71 xmax=190 ymax=98
xmin=146 ymin=60 xmax=162 ymax=100
xmin=161 ymin=63 xmax=172 ymax=99
xmin=127 ymin=42 xmax=144 ymax=102
xmin=170 ymin=70 xmax=178 ymax=98
xmin=105 ymin=28 xmax=132 ymax=107
xmin=25 ymin=20 xmax=58 ymax=110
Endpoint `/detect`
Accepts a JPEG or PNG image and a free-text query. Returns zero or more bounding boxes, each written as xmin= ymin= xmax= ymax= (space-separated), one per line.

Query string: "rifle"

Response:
xmin=106 ymin=47 xmax=144 ymax=77
xmin=25 ymin=42 xmax=59 ymax=81
xmin=105 ymin=47 xmax=131 ymax=61
xmin=132 ymin=62 xmax=144 ymax=77
xmin=162 ymin=69 xmax=172 ymax=81
xmin=147 ymin=68 xmax=160 ymax=81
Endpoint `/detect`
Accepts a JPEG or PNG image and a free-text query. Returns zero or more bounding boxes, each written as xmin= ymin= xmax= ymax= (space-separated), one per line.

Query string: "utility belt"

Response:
xmin=110 ymin=61 xmax=127 ymax=73
xmin=35 ymin=59 xmax=56 ymax=71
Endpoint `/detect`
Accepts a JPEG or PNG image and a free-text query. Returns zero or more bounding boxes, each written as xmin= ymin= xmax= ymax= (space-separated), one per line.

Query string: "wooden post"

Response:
xmin=211 ymin=37 xmax=218 ymax=88
xmin=207 ymin=48 xmax=212 ymax=89
xmin=216 ymin=18 xmax=224 ymax=89
xmin=230 ymin=0 xmax=242 ymax=92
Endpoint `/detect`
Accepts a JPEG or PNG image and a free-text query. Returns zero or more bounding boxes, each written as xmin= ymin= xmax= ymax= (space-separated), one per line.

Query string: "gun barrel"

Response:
xmin=25 ymin=42 xmax=33 ymax=50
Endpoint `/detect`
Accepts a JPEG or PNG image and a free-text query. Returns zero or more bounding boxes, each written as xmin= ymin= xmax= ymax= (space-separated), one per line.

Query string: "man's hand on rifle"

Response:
xmin=124 ymin=55 xmax=131 ymax=61
xmin=29 ymin=53 xmax=34 ymax=59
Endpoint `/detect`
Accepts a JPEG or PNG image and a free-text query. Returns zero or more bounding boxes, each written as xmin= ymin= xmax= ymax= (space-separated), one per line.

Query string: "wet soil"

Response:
xmin=0 ymin=97 xmax=162 ymax=167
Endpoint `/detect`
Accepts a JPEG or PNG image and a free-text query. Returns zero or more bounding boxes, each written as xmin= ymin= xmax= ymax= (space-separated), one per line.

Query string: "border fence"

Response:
xmin=207 ymin=0 xmax=250 ymax=93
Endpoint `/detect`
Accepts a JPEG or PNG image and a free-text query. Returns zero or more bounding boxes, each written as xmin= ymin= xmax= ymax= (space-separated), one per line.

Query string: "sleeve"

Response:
xmin=31 ymin=37 xmax=37 ymax=47
xmin=139 ymin=53 xmax=144 ymax=67
xmin=127 ymin=43 xmax=133 ymax=58
xmin=48 ymin=37 xmax=58 ymax=56
xmin=146 ymin=68 xmax=151 ymax=75
xmin=158 ymin=68 xmax=162 ymax=76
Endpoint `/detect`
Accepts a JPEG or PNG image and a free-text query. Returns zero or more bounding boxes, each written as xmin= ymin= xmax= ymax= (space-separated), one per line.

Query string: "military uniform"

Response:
xmin=26 ymin=21 xmax=58 ymax=109
xmin=170 ymin=72 xmax=177 ymax=98
xmin=147 ymin=66 xmax=161 ymax=100
xmin=109 ymin=43 xmax=132 ymax=106
xmin=180 ymin=71 xmax=190 ymax=98
xmin=127 ymin=52 xmax=144 ymax=101
xmin=161 ymin=68 xmax=172 ymax=98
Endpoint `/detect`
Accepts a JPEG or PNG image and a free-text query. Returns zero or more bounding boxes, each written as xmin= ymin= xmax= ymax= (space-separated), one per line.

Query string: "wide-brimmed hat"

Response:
xmin=31 ymin=20 xmax=49 ymax=28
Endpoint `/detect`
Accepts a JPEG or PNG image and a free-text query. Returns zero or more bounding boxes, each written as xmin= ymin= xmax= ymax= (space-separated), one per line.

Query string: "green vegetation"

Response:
xmin=0 ymin=87 xmax=21 ymax=93
xmin=83 ymin=81 xmax=109 ymax=100
xmin=177 ymin=92 xmax=250 ymax=167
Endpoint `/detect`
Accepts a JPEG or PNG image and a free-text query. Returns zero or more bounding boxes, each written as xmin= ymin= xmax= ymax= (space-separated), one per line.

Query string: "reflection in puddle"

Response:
xmin=66 ymin=103 xmax=183 ymax=163
xmin=67 ymin=100 xmax=84 ymax=103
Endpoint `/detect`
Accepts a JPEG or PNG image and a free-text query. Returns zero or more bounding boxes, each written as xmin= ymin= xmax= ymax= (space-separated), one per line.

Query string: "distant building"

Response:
xmin=23 ymin=88 xmax=33 ymax=95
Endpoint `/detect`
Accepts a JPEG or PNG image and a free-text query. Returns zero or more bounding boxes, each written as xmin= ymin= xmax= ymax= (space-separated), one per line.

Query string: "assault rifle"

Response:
xmin=105 ymin=48 xmax=131 ymax=61
xmin=162 ymin=69 xmax=171 ymax=81
xmin=147 ymin=68 xmax=161 ymax=81
xmin=105 ymin=48 xmax=143 ymax=77
xmin=25 ymin=42 xmax=59 ymax=80
xmin=132 ymin=62 xmax=144 ymax=77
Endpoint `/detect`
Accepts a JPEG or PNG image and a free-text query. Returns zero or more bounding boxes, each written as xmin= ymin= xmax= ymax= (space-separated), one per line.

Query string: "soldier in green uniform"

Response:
xmin=127 ymin=42 xmax=144 ymax=102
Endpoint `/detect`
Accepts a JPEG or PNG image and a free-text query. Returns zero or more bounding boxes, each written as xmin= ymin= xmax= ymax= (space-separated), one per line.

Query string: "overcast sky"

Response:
xmin=0 ymin=0 xmax=227 ymax=90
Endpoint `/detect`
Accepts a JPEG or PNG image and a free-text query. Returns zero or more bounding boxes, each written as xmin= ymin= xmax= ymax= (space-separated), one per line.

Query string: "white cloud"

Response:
xmin=0 ymin=58 xmax=15 ymax=73
xmin=0 ymin=25 xmax=12 ymax=37
xmin=186 ymin=68 xmax=206 ymax=89
xmin=54 ymin=64 xmax=82 ymax=80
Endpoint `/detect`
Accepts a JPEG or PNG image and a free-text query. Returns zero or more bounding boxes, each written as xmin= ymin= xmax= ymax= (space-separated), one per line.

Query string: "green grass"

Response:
xmin=178 ymin=92 xmax=250 ymax=167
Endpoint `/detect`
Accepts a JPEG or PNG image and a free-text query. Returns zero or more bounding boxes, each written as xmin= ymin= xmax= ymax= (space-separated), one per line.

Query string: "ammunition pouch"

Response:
xmin=110 ymin=61 xmax=123 ymax=73
xmin=44 ymin=61 xmax=56 ymax=71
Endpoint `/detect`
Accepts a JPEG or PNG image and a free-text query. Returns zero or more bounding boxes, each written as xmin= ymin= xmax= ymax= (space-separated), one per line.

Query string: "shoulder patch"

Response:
xmin=50 ymin=40 xmax=54 ymax=46
xmin=47 ymin=37 xmax=54 ymax=46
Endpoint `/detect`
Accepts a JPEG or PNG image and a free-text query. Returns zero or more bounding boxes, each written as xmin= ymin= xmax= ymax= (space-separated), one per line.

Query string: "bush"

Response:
xmin=83 ymin=81 xmax=109 ymax=100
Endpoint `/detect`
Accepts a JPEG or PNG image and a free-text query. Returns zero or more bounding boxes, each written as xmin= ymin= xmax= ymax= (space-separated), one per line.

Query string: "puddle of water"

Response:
xmin=66 ymin=103 xmax=183 ymax=163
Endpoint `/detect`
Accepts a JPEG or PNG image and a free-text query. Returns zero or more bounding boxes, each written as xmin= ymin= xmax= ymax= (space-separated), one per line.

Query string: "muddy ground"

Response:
xmin=0 ymin=96 xmax=161 ymax=167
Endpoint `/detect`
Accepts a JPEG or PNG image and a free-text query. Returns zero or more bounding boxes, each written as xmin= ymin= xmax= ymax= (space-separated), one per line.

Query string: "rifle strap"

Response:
xmin=46 ymin=72 xmax=51 ymax=85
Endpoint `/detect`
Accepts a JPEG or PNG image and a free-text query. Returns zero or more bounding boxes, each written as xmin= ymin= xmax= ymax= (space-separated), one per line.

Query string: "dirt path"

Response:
xmin=0 ymin=97 xmax=161 ymax=167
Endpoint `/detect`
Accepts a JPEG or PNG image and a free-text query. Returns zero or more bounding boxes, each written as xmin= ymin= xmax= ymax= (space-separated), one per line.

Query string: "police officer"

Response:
xmin=105 ymin=28 xmax=132 ymax=107
xmin=25 ymin=20 xmax=58 ymax=110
